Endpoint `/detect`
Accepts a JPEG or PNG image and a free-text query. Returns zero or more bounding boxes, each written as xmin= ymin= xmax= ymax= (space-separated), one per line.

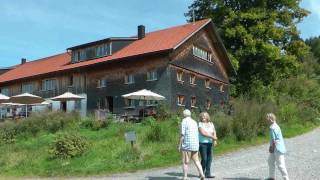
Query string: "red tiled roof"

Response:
xmin=0 ymin=19 xmax=211 ymax=84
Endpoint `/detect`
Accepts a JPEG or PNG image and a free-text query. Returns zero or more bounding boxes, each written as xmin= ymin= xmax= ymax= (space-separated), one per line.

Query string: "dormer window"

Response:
xmin=71 ymin=43 xmax=111 ymax=63
xmin=193 ymin=46 xmax=213 ymax=63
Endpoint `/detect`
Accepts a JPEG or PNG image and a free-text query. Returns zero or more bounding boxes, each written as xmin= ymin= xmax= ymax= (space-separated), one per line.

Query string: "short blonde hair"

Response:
xmin=266 ymin=113 xmax=276 ymax=122
xmin=200 ymin=112 xmax=210 ymax=122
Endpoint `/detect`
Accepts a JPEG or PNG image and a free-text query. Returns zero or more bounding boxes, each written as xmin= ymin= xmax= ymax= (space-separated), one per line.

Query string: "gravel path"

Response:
xmin=28 ymin=128 xmax=320 ymax=180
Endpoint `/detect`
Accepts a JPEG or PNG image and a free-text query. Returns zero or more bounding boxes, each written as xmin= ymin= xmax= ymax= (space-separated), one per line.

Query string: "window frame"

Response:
xmin=205 ymin=79 xmax=211 ymax=89
xmin=220 ymin=84 xmax=225 ymax=93
xmin=42 ymin=79 xmax=56 ymax=91
xmin=176 ymin=71 xmax=184 ymax=83
xmin=191 ymin=96 xmax=197 ymax=108
xmin=97 ymin=79 xmax=107 ymax=88
xmin=124 ymin=74 xmax=135 ymax=84
xmin=147 ymin=70 xmax=158 ymax=81
xmin=192 ymin=45 xmax=213 ymax=63
xmin=177 ymin=95 xmax=185 ymax=106
xmin=0 ymin=87 xmax=9 ymax=96
xmin=21 ymin=83 xmax=34 ymax=93
xmin=124 ymin=99 xmax=135 ymax=108
xmin=189 ymin=74 xmax=196 ymax=85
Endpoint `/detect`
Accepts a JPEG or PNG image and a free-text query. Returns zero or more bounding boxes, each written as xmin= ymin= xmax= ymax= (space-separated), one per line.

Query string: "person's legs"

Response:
xmin=206 ymin=143 xmax=213 ymax=177
xmin=182 ymin=151 xmax=190 ymax=179
xmin=191 ymin=151 xmax=205 ymax=179
xmin=268 ymin=153 xmax=276 ymax=179
xmin=199 ymin=143 xmax=207 ymax=174
xmin=275 ymin=152 xmax=289 ymax=180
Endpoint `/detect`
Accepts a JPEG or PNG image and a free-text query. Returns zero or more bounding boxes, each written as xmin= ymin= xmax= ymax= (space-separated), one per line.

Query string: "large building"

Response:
xmin=0 ymin=19 xmax=235 ymax=117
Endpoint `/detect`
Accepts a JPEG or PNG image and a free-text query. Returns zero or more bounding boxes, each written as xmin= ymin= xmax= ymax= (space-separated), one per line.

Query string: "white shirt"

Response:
xmin=199 ymin=122 xmax=215 ymax=143
xmin=181 ymin=117 xmax=199 ymax=151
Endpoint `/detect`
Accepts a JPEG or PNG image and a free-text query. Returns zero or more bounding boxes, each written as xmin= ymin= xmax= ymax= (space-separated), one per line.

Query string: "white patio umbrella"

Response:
xmin=51 ymin=92 xmax=84 ymax=112
xmin=0 ymin=93 xmax=9 ymax=103
xmin=122 ymin=89 xmax=166 ymax=101
xmin=122 ymin=89 xmax=165 ymax=119
xmin=51 ymin=92 xmax=84 ymax=101
xmin=10 ymin=93 xmax=45 ymax=117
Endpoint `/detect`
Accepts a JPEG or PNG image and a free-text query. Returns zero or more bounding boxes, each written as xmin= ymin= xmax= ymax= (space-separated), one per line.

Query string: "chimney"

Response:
xmin=138 ymin=25 xmax=145 ymax=40
xmin=21 ymin=58 xmax=27 ymax=64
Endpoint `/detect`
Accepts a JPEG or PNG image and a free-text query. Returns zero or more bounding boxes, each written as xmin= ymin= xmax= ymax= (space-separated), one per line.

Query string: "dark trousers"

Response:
xmin=199 ymin=143 xmax=213 ymax=175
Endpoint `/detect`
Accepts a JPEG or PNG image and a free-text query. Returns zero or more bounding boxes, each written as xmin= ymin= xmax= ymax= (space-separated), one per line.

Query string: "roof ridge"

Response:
xmin=145 ymin=19 xmax=210 ymax=35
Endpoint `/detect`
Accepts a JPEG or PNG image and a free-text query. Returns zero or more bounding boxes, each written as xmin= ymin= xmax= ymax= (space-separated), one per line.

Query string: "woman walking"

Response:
xmin=198 ymin=112 xmax=217 ymax=178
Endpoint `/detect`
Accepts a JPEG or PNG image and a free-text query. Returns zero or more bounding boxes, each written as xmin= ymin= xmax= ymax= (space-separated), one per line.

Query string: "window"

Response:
xmin=97 ymin=79 xmax=107 ymax=88
xmin=125 ymin=99 xmax=135 ymax=107
xmin=147 ymin=70 xmax=158 ymax=81
xmin=205 ymin=79 xmax=211 ymax=89
xmin=97 ymin=98 xmax=106 ymax=109
xmin=220 ymin=84 xmax=224 ymax=92
xmin=71 ymin=43 xmax=111 ymax=63
xmin=177 ymin=71 xmax=183 ymax=82
xmin=193 ymin=46 xmax=213 ymax=62
xmin=206 ymin=99 xmax=211 ymax=110
xmin=190 ymin=74 xmax=196 ymax=85
xmin=72 ymin=51 xmax=79 ymax=63
xmin=22 ymin=83 xmax=33 ymax=93
xmin=146 ymin=100 xmax=158 ymax=106
xmin=191 ymin=96 xmax=197 ymax=107
xmin=0 ymin=88 xmax=9 ymax=96
xmin=124 ymin=74 xmax=135 ymax=84
xmin=177 ymin=95 xmax=185 ymax=106
xmin=42 ymin=79 xmax=56 ymax=91
xmin=75 ymin=99 xmax=82 ymax=110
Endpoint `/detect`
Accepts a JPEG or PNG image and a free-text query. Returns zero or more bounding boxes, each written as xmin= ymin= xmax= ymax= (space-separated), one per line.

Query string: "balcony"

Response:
xmin=10 ymin=86 xmax=86 ymax=99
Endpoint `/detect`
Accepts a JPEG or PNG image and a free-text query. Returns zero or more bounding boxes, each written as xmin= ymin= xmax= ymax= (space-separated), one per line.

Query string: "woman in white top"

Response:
xmin=198 ymin=112 xmax=217 ymax=178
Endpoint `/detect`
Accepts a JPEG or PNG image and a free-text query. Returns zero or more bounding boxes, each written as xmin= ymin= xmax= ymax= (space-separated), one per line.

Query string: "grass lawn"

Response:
xmin=0 ymin=115 xmax=318 ymax=178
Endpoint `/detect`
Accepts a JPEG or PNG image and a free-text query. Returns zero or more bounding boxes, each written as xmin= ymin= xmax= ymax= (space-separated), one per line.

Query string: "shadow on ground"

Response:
xmin=146 ymin=172 xmax=199 ymax=180
xmin=223 ymin=177 xmax=261 ymax=180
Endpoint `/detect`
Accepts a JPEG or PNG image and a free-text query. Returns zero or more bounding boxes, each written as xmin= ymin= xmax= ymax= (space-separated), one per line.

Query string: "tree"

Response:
xmin=186 ymin=0 xmax=310 ymax=94
xmin=306 ymin=36 xmax=320 ymax=62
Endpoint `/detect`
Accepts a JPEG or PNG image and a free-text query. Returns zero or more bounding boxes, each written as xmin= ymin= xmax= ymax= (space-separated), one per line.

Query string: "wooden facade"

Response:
xmin=0 ymin=19 xmax=235 ymax=116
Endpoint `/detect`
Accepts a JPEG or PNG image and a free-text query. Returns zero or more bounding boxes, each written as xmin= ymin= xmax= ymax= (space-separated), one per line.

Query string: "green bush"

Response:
xmin=144 ymin=122 xmax=167 ymax=142
xmin=0 ymin=121 xmax=17 ymax=144
xmin=141 ymin=116 xmax=156 ymax=126
xmin=212 ymin=111 xmax=233 ymax=139
xmin=155 ymin=103 xmax=172 ymax=121
xmin=50 ymin=132 xmax=88 ymax=159
xmin=80 ymin=118 xmax=111 ymax=131
xmin=14 ymin=111 xmax=81 ymax=136
xmin=231 ymin=98 xmax=261 ymax=141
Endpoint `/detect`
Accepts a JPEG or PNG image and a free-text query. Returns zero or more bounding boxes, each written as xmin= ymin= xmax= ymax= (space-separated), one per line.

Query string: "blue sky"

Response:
xmin=0 ymin=0 xmax=319 ymax=67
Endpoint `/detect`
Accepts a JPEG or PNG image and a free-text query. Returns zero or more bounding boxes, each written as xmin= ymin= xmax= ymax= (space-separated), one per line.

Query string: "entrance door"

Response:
xmin=61 ymin=101 xmax=67 ymax=112
xmin=106 ymin=96 xmax=113 ymax=113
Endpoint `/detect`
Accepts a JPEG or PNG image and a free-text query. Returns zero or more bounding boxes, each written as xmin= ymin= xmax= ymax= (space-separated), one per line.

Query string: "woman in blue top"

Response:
xmin=198 ymin=112 xmax=217 ymax=178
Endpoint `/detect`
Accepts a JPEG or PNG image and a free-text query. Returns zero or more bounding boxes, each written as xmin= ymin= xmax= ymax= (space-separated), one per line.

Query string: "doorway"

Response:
xmin=61 ymin=101 xmax=67 ymax=112
xmin=106 ymin=96 xmax=113 ymax=113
